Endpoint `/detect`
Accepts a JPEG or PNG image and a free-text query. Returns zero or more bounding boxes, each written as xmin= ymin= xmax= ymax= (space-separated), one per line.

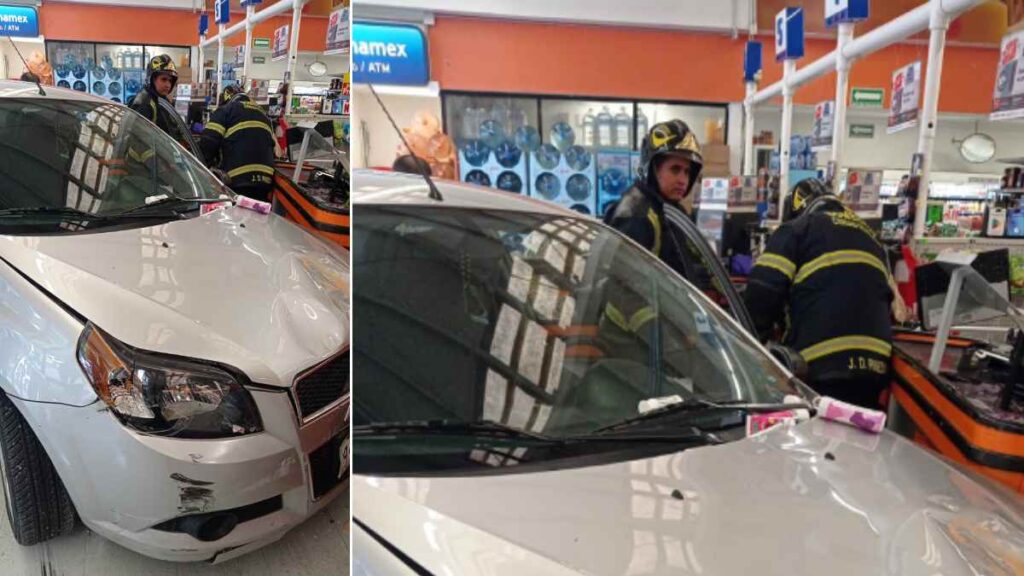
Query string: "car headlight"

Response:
xmin=76 ymin=323 xmax=263 ymax=438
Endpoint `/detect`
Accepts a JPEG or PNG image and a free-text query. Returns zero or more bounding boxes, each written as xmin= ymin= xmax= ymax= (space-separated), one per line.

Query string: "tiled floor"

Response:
xmin=0 ymin=487 xmax=350 ymax=576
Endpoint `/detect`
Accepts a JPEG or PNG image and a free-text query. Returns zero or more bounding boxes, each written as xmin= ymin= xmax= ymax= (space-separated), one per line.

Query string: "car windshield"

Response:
xmin=0 ymin=98 xmax=228 ymax=234
xmin=354 ymin=205 xmax=798 ymax=475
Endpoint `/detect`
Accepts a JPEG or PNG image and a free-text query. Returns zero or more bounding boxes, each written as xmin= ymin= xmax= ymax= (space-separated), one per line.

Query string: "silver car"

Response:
xmin=351 ymin=169 xmax=1024 ymax=575
xmin=0 ymin=83 xmax=350 ymax=563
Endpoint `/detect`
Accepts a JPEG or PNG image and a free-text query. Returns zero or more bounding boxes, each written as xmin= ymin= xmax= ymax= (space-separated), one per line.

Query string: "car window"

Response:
xmin=0 ymin=98 xmax=227 ymax=234
xmin=354 ymin=205 xmax=797 ymax=473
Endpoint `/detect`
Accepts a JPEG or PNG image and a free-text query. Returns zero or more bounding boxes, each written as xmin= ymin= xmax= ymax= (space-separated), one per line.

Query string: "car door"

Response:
xmin=156 ymin=97 xmax=202 ymax=159
xmin=660 ymin=202 xmax=757 ymax=336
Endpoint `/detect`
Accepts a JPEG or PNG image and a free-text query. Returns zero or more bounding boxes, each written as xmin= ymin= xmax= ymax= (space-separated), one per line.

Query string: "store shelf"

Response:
xmin=993 ymin=189 xmax=1024 ymax=195
xmin=917 ymin=236 xmax=1024 ymax=244
xmin=286 ymin=114 xmax=348 ymax=119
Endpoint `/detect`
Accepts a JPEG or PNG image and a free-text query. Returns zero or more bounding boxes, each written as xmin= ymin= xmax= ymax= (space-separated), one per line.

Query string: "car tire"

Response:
xmin=0 ymin=392 xmax=77 ymax=545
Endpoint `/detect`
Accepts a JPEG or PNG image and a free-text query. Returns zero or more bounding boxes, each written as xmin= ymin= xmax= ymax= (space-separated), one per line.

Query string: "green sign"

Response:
xmin=253 ymin=37 xmax=271 ymax=49
xmin=849 ymin=123 xmax=875 ymax=139
xmin=851 ymin=87 xmax=885 ymax=107
xmin=252 ymin=56 xmax=266 ymax=64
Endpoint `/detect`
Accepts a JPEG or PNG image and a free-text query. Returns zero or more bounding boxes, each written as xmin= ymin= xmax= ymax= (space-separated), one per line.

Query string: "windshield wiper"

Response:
xmin=355 ymin=419 xmax=723 ymax=446
xmin=354 ymin=420 xmax=559 ymax=443
xmin=595 ymin=397 xmax=815 ymax=434
xmin=112 ymin=196 xmax=230 ymax=217
xmin=0 ymin=207 xmax=166 ymax=221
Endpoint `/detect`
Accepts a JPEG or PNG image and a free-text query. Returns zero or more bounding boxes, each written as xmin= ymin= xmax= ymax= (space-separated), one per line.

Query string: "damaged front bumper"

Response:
xmin=16 ymin=385 xmax=349 ymax=563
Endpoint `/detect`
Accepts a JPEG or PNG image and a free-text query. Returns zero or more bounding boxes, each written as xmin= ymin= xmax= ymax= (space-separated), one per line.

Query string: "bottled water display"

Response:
xmin=596 ymin=106 xmax=614 ymax=148
xmin=566 ymin=174 xmax=593 ymax=201
xmin=564 ymin=146 xmax=592 ymax=171
xmin=465 ymin=170 xmax=491 ymax=187
xmin=462 ymin=140 xmax=491 ymax=167
xmin=515 ymin=126 xmax=541 ymax=152
xmin=494 ymin=140 xmax=523 ymax=168
xmin=479 ymin=119 xmax=506 ymax=149
xmin=581 ymin=108 xmax=596 ymax=147
xmin=497 ymin=172 xmax=524 ymax=193
xmin=614 ymin=106 xmax=631 ymax=149
xmin=535 ymin=173 xmax=561 ymax=199
xmin=535 ymin=144 xmax=561 ymax=170
xmin=636 ymin=108 xmax=649 ymax=146
xmin=549 ymin=122 xmax=575 ymax=152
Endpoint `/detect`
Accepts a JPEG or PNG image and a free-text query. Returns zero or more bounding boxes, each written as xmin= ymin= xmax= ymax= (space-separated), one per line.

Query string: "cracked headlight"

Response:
xmin=76 ymin=323 xmax=263 ymax=438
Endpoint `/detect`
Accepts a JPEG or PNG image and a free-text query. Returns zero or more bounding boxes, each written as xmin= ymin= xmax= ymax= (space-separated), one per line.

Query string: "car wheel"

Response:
xmin=0 ymin=392 xmax=77 ymax=545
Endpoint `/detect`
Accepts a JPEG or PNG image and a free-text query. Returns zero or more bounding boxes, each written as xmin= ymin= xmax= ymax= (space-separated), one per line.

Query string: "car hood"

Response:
xmin=0 ymin=207 xmax=349 ymax=387
xmin=354 ymin=419 xmax=1024 ymax=575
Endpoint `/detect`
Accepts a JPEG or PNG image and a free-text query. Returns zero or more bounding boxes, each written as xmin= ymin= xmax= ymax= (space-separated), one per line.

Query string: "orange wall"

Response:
xmin=40 ymin=2 xmax=326 ymax=51
xmin=429 ymin=16 xmax=999 ymax=114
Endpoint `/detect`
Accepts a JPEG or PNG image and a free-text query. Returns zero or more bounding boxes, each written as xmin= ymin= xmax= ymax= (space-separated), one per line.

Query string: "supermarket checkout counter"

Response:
xmin=889 ymin=255 xmax=1024 ymax=493
xmin=273 ymin=128 xmax=350 ymax=249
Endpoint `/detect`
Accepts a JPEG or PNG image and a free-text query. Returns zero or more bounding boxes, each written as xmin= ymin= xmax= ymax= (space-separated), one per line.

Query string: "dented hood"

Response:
xmin=355 ymin=419 xmax=1024 ymax=575
xmin=0 ymin=207 xmax=349 ymax=387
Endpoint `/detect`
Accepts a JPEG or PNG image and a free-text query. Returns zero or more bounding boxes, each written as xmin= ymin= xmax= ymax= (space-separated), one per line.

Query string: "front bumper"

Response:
xmin=16 ymin=386 xmax=349 ymax=563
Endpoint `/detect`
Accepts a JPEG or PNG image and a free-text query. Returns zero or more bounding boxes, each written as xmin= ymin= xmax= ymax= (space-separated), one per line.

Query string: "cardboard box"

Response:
xmin=703 ymin=162 xmax=730 ymax=178
xmin=702 ymin=143 xmax=730 ymax=165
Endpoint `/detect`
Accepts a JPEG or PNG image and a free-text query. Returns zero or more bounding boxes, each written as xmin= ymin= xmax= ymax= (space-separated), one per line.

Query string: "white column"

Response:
xmin=284 ymin=0 xmax=307 ymax=115
xmin=830 ymin=22 xmax=854 ymax=191
xmin=198 ymin=35 xmax=206 ymax=85
xmin=913 ymin=0 xmax=951 ymax=239
xmin=778 ymin=59 xmax=796 ymax=217
xmin=743 ymin=81 xmax=756 ymax=175
xmin=242 ymin=4 xmax=255 ymax=84
xmin=216 ymin=33 xmax=224 ymax=98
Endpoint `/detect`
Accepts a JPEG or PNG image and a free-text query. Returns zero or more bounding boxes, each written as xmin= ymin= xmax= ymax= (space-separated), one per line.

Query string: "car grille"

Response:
xmin=309 ymin=433 xmax=348 ymax=499
xmin=294 ymin=350 xmax=349 ymax=420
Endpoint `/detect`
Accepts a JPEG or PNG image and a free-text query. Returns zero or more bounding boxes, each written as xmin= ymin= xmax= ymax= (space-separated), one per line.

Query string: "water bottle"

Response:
xmin=614 ymin=106 xmax=631 ymax=149
xmin=636 ymin=108 xmax=649 ymax=149
xmin=581 ymin=108 xmax=596 ymax=147
xmin=596 ymin=106 xmax=613 ymax=149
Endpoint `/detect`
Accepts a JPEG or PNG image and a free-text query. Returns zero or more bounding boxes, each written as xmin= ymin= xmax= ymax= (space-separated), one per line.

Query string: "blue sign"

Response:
xmin=199 ymin=13 xmax=209 ymax=37
xmin=775 ymin=7 xmax=805 ymax=61
xmin=215 ymin=0 xmax=230 ymax=25
xmin=743 ymin=41 xmax=763 ymax=82
xmin=825 ymin=0 xmax=869 ymax=27
xmin=352 ymin=22 xmax=429 ymax=86
xmin=0 ymin=6 xmax=37 ymax=38
xmin=240 ymin=0 xmax=262 ymax=6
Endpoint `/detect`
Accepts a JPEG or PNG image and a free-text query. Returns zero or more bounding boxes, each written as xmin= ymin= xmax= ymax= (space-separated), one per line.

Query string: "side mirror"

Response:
xmin=768 ymin=344 xmax=809 ymax=380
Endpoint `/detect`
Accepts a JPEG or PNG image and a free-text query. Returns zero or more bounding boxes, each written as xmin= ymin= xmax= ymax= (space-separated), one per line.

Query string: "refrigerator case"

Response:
xmin=458 ymin=139 xmax=528 ymax=195
xmin=528 ymin=144 xmax=597 ymax=216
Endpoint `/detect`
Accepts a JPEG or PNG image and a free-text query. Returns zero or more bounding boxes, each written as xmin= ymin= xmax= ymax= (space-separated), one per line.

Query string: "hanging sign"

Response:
xmin=199 ymin=13 xmax=209 ymax=37
xmin=325 ymin=7 xmax=350 ymax=55
xmin=887 ymin=61 xmax=921 ymax=134
xmin=743 ymin=41 xmax=762 ymax=82
xmin=992 ymin=30 xmax=1024 ymax=120
xmin=214 ymin=0 xmax=229 ymax=25
xmin=844 ymin=169 xmax=882 ymax=212
xmin=811 ymin=100 xmax=835 ymax=150
xmin=272 ymin=25 xmax=290 ymax=62
xmin=851 ymin=87 xmax=884 ymax=107
xmin=824 ymin=0 xmax=869 ymax=27
xmin=352 ymin=22 xmax=430 ymax=86
xmin=774 ymin=7 xmax=805 ymax=61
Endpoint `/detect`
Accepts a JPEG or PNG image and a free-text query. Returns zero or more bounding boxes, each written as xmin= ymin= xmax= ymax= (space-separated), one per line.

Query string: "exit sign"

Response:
xmin=253 ymin=37 xmax=270 ymax=49
xmin=252 ymin=56 xmax=266 ymax=64
xmin=851 ymin=87 xmax=885 ymax=107
xmin=849 ymin=123 xmax=875 ymax=138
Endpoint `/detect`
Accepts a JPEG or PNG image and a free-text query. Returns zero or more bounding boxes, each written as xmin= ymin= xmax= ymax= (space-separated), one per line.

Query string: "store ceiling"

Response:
xmin=756 ymin=0 xmax=1008 ymax=46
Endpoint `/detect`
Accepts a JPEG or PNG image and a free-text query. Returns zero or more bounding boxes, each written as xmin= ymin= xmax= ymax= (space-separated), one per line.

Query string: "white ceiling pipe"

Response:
xmin=201 ymin=0 xmax=297 ymax=48
xmin=747 ymin=0 xmax=984 ymax=107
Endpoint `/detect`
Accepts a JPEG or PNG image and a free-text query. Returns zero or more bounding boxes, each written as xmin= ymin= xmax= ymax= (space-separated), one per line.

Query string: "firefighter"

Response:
xmin=744 ymin=178 xmax=894 ymax=409
xmin=129 ymin=55 xmax=186 ymax=145
xmin=199 ymin=84 xmax=277 ymax=202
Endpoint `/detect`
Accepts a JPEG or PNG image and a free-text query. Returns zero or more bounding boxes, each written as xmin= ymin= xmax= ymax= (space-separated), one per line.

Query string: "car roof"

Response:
xmin=352 ymin=169 xmax=586 ymax=217
xmin=0 ymin=80 xmax=114 ymax=104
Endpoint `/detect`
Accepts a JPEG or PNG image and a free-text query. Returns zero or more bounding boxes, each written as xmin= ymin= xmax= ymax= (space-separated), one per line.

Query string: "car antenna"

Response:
xmin=366 ymin=83 xmax=443 ymax=201
xmin=8 ymin=38 xmax=44 ymax=96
